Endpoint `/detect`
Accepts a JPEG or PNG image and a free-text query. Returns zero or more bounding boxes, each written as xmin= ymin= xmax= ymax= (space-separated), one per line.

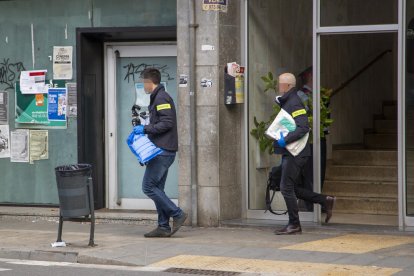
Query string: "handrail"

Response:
xmin=331 ymin=49 xmax=392 ymax=97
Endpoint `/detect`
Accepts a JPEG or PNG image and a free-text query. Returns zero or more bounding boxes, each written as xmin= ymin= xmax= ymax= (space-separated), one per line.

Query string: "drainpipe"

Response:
xmin=188 ymin=0 xmax=199 ymax=227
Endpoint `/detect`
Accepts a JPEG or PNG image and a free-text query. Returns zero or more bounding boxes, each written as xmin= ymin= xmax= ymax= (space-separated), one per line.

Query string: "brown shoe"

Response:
xmin=274 ymin=224 xmax=302 ymax=235
xmin=325 ymin=196 xmax=336 ymax=223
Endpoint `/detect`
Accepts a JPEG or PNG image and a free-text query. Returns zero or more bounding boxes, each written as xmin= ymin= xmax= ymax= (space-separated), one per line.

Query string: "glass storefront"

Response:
xmin=247 ymin=0 xmax=312 ymax=211
xmin=246 ymin=0 xmax=414 ymax=227
xmin=320 ymin=0 xmax=397 ymax=26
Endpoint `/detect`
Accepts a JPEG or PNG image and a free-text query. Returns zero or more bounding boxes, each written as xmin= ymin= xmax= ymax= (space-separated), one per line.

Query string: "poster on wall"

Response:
xmin=53 ymin=46 xmax=73 ymax=80
xmin=15 ymin=82 xmax=67 ymax=129
xmin=19 ymin=70 xmax=47 ymax=94
xmin=47 ymin=88 xmax=67 ymax=121
xmin=10 ymin=129 xmax=29 ymax=163
xmin=29 ymin=130 xmax=48 ymax=164
xmin=66 ymin=82 xmax=77 ymax=117
xmin=0 ymin=124 xmax=10 ymax=158
xmin=0 ymin=91 xmax=8 ymax=124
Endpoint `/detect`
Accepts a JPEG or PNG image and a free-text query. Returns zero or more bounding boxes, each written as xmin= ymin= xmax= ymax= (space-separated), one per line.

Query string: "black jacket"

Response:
xmin=144 ymin=85 xmax=178 ymax=152
xmin=274 ymin=87 xmax=311 ymax=157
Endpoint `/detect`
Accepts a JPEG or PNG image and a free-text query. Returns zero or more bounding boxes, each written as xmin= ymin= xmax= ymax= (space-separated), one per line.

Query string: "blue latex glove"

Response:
xmin=133 ymin=125 xmax=145 ymax=135
xmin=277 ymin=131 xmax=286 ymax=148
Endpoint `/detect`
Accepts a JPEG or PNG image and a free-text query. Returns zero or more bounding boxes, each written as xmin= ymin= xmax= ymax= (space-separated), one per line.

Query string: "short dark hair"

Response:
xmin=140 ymin=68 xmax=161 ymax=84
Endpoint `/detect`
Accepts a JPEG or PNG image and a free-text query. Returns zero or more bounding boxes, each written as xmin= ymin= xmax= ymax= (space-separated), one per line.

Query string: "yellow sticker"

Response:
xmin=156 ymin=103 xmax=171 ymax=111
xmin=292 ymin=109 xmax=307 ymax=118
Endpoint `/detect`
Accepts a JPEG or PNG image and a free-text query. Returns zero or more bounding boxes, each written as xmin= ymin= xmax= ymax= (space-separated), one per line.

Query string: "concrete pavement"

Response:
xmin=1 ymin=207 xmax=414 ymax=275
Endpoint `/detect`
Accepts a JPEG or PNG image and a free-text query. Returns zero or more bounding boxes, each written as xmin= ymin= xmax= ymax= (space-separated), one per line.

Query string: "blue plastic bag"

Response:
xmin=126 ymin=131 xmax=163 ymax=164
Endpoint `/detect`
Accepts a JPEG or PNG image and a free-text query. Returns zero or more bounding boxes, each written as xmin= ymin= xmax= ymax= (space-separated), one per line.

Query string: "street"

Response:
xmin=0 ymin=258 xmax=192 ymax=276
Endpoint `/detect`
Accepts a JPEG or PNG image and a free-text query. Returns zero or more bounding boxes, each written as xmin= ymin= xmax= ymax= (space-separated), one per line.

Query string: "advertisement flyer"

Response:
xmin=53 ymin=46 xmax=73 ymax=80
xmin=0 ymin=124 xmax=10 ymax=158
xmin=29 ymin=130 xmax=48 ymax=164
xmin=47 ymin=88 xmax=67 ymax=121
xmin=15 ymin=82 xmax=67 ymax=128
xmin=0 ymin=91 xmax=8 ymax=124
xmin=10 ymin=129 xmax=29 ymax=163
xmin=66 ymin=82 xmax=77 ymax=117
xmin=20 ymin=70 xmax=47 ymax=94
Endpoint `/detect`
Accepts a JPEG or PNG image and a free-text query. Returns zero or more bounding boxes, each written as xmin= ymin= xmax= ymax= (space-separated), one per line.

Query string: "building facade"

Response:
xmin=0 ymin=0 xmax=413 ymax=230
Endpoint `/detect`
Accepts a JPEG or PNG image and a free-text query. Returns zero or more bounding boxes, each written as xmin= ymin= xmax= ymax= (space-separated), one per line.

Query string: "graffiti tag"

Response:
xmin=0 ymin=58 xmax=26 ymax=90
xmin=123 ymin=63 xmax=174 ymax=83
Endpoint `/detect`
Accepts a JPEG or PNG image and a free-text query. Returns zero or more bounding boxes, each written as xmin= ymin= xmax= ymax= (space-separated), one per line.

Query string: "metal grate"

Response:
xmin=164 ymin=268 xmax=241 ymax=276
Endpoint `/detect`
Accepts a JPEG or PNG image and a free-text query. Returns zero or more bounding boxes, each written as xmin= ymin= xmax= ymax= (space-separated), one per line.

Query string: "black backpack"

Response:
xmin=265 ymin=166 xmax=287 ymax=215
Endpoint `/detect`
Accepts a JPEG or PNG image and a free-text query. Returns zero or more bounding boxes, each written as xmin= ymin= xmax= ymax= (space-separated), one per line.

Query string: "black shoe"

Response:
xmin=144 ymin=227 xmax=171 ymax=238
xmin=325 ymin=196 xmax=336 ymax=223
xmin=171 ymin=212 xmax=188 ymax=236
xmin=274 ymin=224 xmax=302 ymax=235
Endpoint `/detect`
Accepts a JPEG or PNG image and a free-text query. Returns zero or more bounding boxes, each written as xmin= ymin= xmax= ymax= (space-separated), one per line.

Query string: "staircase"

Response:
xmin=324 ymin=101 xmax=414 ymax=216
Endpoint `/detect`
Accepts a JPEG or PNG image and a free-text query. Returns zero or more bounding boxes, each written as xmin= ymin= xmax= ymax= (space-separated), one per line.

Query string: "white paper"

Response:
xmin=265 ymin=108 xmax=309 ymax=157
xmin=53 ymin=46 xmax=73 ymax=80
xmin=29 ymin=130 xmax=48 ymax=164
xmin=51 ymin=241 xmax=66 ymax=247
xmin=179 ymin=74 xmax=188 ymax=88
xmin=20 ymin=70 xmax=47 ymax=94
xmin=227 ymin=62 xmax=240 ymax=77
xmin=10 ymin=129 xmax=29 ymax=163
xmin=0 ymin=92 xmax=8 ymax=124
xmin=201 ymin=45 xmax=215 ymax=51
xmin=0 ymin=125 xmax=10 ymax=158
xmin=66 ymin=83 xmax=77 ymax=117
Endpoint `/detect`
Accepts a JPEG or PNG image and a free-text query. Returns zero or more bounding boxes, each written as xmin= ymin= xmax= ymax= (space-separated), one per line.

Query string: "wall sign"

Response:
xmin=202 ymin=0 xmax=227 ymax=12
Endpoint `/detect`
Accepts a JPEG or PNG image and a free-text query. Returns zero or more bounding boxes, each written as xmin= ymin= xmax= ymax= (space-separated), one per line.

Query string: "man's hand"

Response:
xmin=277 ymin=131 xmax=286 ymax=148
xmin=133 ymin=125 xmax=145 ymax=135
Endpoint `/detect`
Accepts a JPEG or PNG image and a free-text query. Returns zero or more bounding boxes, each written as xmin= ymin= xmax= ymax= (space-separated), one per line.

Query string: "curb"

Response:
xmin=0 ymin=248 xmax=138 ymax=267
xmin=0 ymin=214 xmax=158 ymax=226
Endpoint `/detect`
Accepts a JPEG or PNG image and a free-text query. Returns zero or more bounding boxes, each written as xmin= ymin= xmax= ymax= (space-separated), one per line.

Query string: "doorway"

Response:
xmin=76 ymin=26 xmax=176 ymax=210
xmin=105 ymin=44 xmax=178 ymax=210
xmin=312 ymin=0 xmax=408 ymax=227
xmin=320 ymin=33 xmax=398 ymax=226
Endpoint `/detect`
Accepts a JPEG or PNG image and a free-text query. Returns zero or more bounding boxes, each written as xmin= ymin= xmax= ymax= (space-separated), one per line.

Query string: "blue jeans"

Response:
xmin=142 ymin=155 xmax=182 ymax=231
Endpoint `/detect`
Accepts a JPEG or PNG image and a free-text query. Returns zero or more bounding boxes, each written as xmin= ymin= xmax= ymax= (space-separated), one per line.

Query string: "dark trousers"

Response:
xmin=280 ymin=155 xmax=327 ymax=226
xmin=142 ymin=155 xmax=182 ymax=231
xmin=301 ymin=138 xmax=327 ymax=211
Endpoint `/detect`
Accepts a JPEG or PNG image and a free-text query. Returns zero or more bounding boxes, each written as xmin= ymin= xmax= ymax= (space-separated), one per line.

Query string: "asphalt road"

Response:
xmin=0 ymin=258 xmax=195 ymax=276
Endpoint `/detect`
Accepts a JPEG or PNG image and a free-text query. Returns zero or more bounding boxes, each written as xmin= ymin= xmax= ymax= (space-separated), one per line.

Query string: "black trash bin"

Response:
xmin=55 ymin=164 xmax=95 ymax=246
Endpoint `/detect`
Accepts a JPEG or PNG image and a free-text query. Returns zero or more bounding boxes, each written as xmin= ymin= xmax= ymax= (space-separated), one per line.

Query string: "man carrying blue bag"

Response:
xmin=131 ymin=68 xmax=187 ymax=238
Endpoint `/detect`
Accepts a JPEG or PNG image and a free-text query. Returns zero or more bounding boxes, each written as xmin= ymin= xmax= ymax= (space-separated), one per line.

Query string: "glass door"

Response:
xmin=106 ymin=44 xmax=178 ymax=209
xmin=314 ymin=0 xmax=406 ymax=226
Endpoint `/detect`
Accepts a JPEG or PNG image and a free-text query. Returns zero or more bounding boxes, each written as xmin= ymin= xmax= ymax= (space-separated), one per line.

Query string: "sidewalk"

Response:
xmin=1 ymin=207 xmax=414 ymax=275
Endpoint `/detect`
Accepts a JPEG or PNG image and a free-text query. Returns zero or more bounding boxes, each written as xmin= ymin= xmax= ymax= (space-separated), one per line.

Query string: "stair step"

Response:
xmin=383 ymin=105 xmax=397 ymax=120
xmin=374 ymin=119 xmax=397 ymax=133
xmin=323 ymin=180 xmax=397 ymax=198
xmin=325 ymin=165 xmax=397 ymax=182
xmin=364 ymin=133 xmax=397 ymax=149
xmin=332 ymin=149 xmax=397 ymax=166
xmin=364 ymin=133 xmax=414 ymax=149
xmin=373 ymin=121 xmax=414 ymax=134
xmin=334 ymin=196 xmax=398 ymax=215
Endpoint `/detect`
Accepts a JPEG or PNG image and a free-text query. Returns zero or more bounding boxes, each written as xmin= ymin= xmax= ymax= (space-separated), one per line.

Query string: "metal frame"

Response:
xmin=241 ymin=0 xmax=249 ymax=220
xmin=104 ymin=43 xmax=178 ymax=210
xmin=313 ymin=0 xmax=412 ymax=228
xmin=402 ymin=0 xmax=414 ymax=228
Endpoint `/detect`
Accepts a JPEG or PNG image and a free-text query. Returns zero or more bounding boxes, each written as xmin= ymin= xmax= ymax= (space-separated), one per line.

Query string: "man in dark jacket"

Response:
xmin=273 ymin=73 xmax=335 ymax=235
xmin=133 ymin=68 xmax=187 ymax=238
